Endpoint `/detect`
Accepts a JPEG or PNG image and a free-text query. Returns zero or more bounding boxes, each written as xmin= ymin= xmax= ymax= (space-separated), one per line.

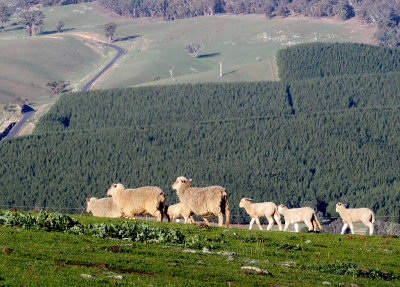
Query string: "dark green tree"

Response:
xmin=104 ymin=22 xmax=116 ymax=43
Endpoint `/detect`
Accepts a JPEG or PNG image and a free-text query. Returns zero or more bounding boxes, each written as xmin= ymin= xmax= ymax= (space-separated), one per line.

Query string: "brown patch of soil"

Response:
xmin=56 ymin=261 xmax=155 ymax=275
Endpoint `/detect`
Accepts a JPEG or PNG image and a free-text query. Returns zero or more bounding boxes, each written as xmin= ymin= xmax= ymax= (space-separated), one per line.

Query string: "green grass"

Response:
xmin=1 ymin=214 xmax=399 ymax=286
xmin=0 ymin=2 xmax=375 ymax=114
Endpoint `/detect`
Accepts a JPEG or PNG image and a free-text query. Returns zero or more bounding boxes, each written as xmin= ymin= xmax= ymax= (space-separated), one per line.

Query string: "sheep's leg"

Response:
xmin=341 ymin=223 xmax=348 ymax=235
xmin=284 ymin=221 xmax=290 ymax=231
xmin=305 ymin=220 xmax=314 ymax=232
xmin=349 ymin=223 xmax=355 ymax=234
xmin=363 ymin=221 xmax=374 ymax=235
xmin=249 ymin=218 xmax=255 ymax=230
xmin=218 ymin=214 xmax=224 ymax=227
xmin=274 ymin=214 xmax=282 ymax=231
xmin=255 ymin=218 xmax=262 ymax=230
xmin=266 ymin=215 xmax=274 ymax=231
xmin=294 ymin=223 xmax=299 ymax=232
xmin=203 ymin=217 xmax=210 ymax=226
xmin=188 ymin=216 xmax=194 ymax=224
xmin=151 ymin=209 xmax=162 ymax=222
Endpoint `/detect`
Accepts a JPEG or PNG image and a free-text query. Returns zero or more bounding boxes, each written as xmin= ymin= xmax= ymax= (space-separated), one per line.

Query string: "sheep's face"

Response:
xmin=171 ymin=176 xmax=191 ymax=190
xmin=335 ymin=202 xmax=344 ymax=212
xmin=239 ymin=198 xmax=251 ymax=208
xmin=85 ymin=197 xmax=96 ymax=213
xmin=277 ymin=204 xmax=286 ymax=213
xmin=107 ymin=183 xmax=123 ymax=196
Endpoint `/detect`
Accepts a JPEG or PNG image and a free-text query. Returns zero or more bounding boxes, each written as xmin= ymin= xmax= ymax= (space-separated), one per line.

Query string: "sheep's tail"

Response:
xmin=222 ymin=190 xmax=230 ymax=227
xmin=313 ymin=213 xmax=322 ymax=230
xmin=157 ymin=193 xmax=167 ymax=222
xmin=370 ymin=212 xmax=375 ymax=224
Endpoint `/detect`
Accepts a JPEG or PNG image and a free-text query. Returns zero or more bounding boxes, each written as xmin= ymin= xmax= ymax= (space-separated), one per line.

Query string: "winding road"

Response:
xmin=2 ymin=42 xmax=126 ymax=139
xmin=81 ymin=42 xmax=126 ymax=91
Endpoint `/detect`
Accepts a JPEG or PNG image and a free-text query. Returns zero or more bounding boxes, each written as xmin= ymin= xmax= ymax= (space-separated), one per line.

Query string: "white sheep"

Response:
xmin=239 ymin=198 xmax=282 ymax=231
xmin=106 ymin=183 xmax=167 ymax=221
xmin=85 ymin=197 xmax=123 ymax=218
xmin=171 ymin=176 xmax=230 ymax=227
xmin=278 ymin=204 xmax=322 ymax=232
xmin=335 ymin=202 xmax=375 ymax=235
xmin=166 ymin=203 xmax=194 ymax=223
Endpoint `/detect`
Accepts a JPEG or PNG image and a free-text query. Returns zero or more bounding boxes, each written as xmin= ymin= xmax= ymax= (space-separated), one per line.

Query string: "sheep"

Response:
xmin=166 ymin=203 xmax=194 ymax=223
xmin=277 ymin=204 xmax=322 ymax=232
xmin=106 ymin=183 xmax=167 ymax=221
xmin=85 ymin=197 xmax=123 ymax=218
xmin=171 ymin=176 xmax=230 ymax=227
xmin=239 ymin=198 xmax=282 ymax=231
xmin=335 ymin=202 xmax=375 ymax=235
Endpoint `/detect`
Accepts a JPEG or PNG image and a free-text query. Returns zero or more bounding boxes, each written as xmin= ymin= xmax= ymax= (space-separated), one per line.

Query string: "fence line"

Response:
xmin=0 ymin=203 xmax=398 ymax=221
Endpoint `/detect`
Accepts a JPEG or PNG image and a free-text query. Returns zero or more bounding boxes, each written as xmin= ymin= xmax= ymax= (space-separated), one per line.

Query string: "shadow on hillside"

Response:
xmin=117 ymin=35 xmax=139 ymax=42
xmin=223 ymin=70 xmax=237 ymax=77
xmin=40 ymin=28 xmax=75 ymax=35
xmin=0 ymin=26 xmax=23 ymax=33
xmin=197 ymin=52 xmax=221 ymax=58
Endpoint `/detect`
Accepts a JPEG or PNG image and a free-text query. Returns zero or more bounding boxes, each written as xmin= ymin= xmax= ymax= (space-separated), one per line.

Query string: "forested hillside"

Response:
xmin=1 ymin=42 xmax=400 ymax=223
xmin=277 ymin=43 xmax=400 ymax=81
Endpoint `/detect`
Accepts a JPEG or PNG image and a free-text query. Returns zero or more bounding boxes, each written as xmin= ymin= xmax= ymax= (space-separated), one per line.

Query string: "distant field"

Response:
xmin=0 ymin=2 xmax=375 ymax=117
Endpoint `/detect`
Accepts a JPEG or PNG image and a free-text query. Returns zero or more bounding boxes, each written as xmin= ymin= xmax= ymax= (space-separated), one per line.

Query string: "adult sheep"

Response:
xmin=106 ymin=183 xmax=167 ymax=221
xmin=85 ymin=197 xmax=123 ymax=218
xmin=278 ymin=204 xmax=322 ymax=232
xmin=336 ymin=202 xmax=375 ymax=235
xmin=166 ymin=203 xmax=194 ymax=223
xmin=239 ymin=198 xmax=282 ymax=231
xmin=171 ymin=176 xmax=230 ymax=227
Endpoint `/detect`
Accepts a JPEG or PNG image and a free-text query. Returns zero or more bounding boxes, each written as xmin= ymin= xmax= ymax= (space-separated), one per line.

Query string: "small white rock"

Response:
xmin=80 ymin=274 xmax=93 ymax=278
xmin=322 ymin=281 xmax=331 ymax=285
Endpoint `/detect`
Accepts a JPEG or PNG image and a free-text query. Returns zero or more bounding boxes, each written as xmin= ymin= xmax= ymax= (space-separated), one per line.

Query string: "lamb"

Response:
xmin=239 ymin=198 xmax=282 ymax=231
xmin=335 ymin=202 xmax=375 ymax=235
xmin=277 ymin=204 xmax=322 ymax=232
xmin=106 ymin=183 xmax=167 ymax=221
xmin=171 ymin=176 xmax=230 ymax=227
xmin=85 ymin=197 xmax=123 ymax=218
xmin=166 ymin=203 xmax=194 ymax=223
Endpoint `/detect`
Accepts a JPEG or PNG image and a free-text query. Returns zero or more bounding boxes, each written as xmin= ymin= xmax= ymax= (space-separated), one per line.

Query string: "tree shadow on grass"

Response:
xmin=117 ymin=35 xmax=139 ymax=42
xmin=40 ymin=28 xmax=75 ymax=35
xmin=0 ymin=26 xmax=23 ymax=33
xmin=197 ymin=52 xmax=221 ymax=58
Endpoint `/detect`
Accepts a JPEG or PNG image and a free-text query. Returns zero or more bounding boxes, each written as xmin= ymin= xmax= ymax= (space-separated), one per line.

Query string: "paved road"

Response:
xmin=81 ymin=42 xmax=126 ymax=91
xmin=4 ymin=111 xmax=36 ymax=139
xmin=2 ymin=42 xmax=126 ymax=139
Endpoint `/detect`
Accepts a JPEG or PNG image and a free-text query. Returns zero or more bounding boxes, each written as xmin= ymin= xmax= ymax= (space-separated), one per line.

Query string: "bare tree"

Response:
xmin=185 ymin=42 xmax=203 ymax=57
xmin=56 ymin=20 xmax=64 ymax=33
xmin=19 ymin=10 xmax=44 ymax=36
xmin=104 ymin=22 xmax=116 ymax=43
xmin=0 ymin=3 xmax=11 ymax=28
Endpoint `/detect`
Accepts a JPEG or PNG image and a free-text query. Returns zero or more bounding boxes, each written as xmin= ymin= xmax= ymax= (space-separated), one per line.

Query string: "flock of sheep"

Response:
xmin=85 ymin=176 xmax=376 ymax=235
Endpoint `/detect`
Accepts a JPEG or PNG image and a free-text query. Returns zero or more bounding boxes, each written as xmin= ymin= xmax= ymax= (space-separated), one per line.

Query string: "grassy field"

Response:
xmin=0 ymin=2 xmax=375 ymax=120
xmin=0 ymin=213 xmax=399 ymax=286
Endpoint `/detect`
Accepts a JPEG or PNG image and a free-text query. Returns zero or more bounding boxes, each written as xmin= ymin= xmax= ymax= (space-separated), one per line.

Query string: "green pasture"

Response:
xmin=0 ymin=2 xmax=375 ymax=113
xmin=1 ymin=213 xmax=399 ymax=286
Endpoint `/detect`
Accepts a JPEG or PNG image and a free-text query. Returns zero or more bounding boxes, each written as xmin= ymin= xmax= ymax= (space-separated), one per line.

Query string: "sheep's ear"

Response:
xmin=85 ymin=198 xmax=90 ymax=202
xmin=112 ymin=183 xmax=117 ymax=188
xmin=188 ymin=178 xmax=193 ymax=182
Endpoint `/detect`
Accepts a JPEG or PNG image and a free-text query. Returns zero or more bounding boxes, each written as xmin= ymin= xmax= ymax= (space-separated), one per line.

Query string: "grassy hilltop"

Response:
xmin=0 ymin=211 xmax=400 ymax=286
